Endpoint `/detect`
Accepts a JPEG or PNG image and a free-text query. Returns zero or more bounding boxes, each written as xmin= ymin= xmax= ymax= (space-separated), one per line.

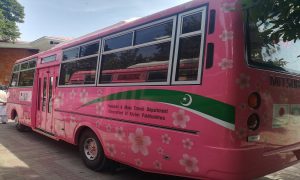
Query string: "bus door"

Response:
xmin=36 ymin=66 xmax=58 ymax=134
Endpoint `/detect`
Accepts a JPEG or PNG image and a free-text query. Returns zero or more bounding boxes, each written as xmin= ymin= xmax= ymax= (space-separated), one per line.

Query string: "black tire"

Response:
xmin=15 ymin=115 xmax=28 ymax=132
xmin=79 ymin=130 xmax=111 ymax=171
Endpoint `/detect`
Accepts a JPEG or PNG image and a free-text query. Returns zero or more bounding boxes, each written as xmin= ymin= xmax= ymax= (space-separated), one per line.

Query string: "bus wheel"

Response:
xmin=15 ymin=115 xmax=27 ymax=132
xmin=79 ymin=130 xmax=111 ymax=171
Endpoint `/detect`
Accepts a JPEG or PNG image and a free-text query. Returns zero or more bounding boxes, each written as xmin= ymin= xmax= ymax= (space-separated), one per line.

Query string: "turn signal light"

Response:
xmin=248 ymin=92 xmax=261 ymax=109
xmin=247 ymin=113 xmax=260 ymax=131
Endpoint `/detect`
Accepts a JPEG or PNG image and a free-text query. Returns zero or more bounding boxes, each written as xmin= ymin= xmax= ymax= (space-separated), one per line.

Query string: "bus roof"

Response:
xmin=16 ymin=0 xmax=207 ymax=64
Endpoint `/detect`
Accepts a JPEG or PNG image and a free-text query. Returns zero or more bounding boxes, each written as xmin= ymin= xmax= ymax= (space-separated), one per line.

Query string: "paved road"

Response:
xmin=0 ymin=121 xmax=299 ymax=180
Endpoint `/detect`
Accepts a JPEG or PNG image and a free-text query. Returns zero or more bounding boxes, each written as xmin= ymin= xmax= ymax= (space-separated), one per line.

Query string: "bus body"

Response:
xmin=6 ymin=0 xmax=300 ymax=179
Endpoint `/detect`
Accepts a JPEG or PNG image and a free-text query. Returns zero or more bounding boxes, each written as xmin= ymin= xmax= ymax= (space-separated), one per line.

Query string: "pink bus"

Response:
xmin=6 ymin=0 xmax=300 ymax=179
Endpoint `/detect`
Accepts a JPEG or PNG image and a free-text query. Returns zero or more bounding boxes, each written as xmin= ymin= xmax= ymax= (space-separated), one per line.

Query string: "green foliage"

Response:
xmin=0 ymin=0 xmax=24 ymax=42
xmin=240 ymin=0 xmax=300 ymax=44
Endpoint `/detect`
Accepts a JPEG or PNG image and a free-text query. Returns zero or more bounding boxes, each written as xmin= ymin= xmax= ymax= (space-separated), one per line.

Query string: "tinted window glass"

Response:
xmin=182 ymin=12 xmax=202 ymax=34
xmin=175 ymin=35 xmax=201 ymax=81
xmin=13 ymin=65 xmax=20 ymax=72
xmin=41 ymin=55 xmax=56 ymax=63
xmin=135 ymin=21 xmax=173 ymax=45
xmin=20 ymin=62 xmax=29 ymax=70
xmin=18 ymin=69 xmax=35 ymax=86
xmin=10 ymin=73 xmax=19 ymax=87
xmin=80 ymin=42 xmax=99 ymax=57
xmin=104 ymin=33 xmax=133 ymax=51
xmin=63 ymin=47 xmax=79 ymax=61
xmin=248 ymin=9 xmax=300 ymax=74
xmin=28 ymin=60 xmax=37 ymax=68
xmin=59 ymin=57 xmax=97 ymax=85
xmin=100 ymin=42 xmax=171 ymax=83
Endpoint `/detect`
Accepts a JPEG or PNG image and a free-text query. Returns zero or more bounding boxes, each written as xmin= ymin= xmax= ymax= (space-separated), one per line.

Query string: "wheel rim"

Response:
xmin=83 ymin=138 xmax=98 ymax=160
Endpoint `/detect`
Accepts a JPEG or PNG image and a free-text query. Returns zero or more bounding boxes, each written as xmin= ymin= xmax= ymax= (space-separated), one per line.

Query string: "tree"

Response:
xmin=0 ymin=0 xmax=24 ymax=42
xmin=240 ymin=0 xmax=300 ymax=69
xmin=240 ymin=0 xmax=300 ymax=44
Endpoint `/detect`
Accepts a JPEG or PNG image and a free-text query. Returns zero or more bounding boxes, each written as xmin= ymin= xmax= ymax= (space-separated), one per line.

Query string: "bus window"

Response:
xmin=135 ymin=20 xmax=173 ymax=45
xmin=104 ymin=32 xmax=133 ymax=51
xmin=63 ymin=47 xmax=79 ymax=61
xmin=10 ymin=73 xmax=19 ymax=87
xmin=100 ymin=42 xmax=171 ymax=84
xmin=80 ymin=42 xmax=99 ymax=57
xmin=59 ymin=57 xmax=97 ymax=85
xmin=173 ymin=9 xmax=206 ymax=84
xmin=18 ymin=69 xmax=35 ymax=87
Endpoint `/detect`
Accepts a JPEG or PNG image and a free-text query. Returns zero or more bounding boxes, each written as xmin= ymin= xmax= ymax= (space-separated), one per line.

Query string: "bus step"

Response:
xmin=33 ymin=128 xmax=59 ymax=141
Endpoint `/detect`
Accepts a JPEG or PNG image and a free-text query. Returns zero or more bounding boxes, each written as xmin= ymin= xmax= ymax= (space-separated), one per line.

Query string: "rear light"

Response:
xmin=247 ymin=113 xmax=260 ymax=131
xmin=248 ymin=92 xmax=261 ymax=109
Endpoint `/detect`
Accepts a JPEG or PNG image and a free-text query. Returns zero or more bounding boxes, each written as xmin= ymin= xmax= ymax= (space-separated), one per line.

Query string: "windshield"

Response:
xmin=246 ymin=3 xmax=300 ymax=75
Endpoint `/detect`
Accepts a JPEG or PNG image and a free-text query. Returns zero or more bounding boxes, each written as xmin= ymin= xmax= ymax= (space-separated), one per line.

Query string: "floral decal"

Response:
xmin=218 ymin=58 xmax=233 ymax=70
xmin=157 ymin=147 xmax=164 ymax=155
xmin=97 ymin=89 xmax=104 ymax=96
xmin=55 ymin=91 xmax=64 ymax=108
xmin=135 ymin=159 xmax=143 ymax=167
xmin=106 ymin=143 xmax=116 ymax=157
xmin=219 ymin=30 xmax=234 ymax=41
xmin=105 ymin=124 xmax=112 ymax=132
xmin=182 ymin=138 xmax=194 ymax=150
xmin=153 ymin=160 xmax=162 ymax=170
xmin=69 ymin=115 xmax=78 ymax=130
xmin=69 ymin=89 xmax=77 ymax=100
xmin=179 ymin=154 xmax=199 ymax=173
xmin=161 ymin=134 xmax=171 ymax=144
xmin=79 ymin=89 xmax=88 ymax=104
xmin=96 ymin=102 xmax=104 ymax=115
xmin=172 ymin=110 xmax=190 ymax=128
xmin=221 ymin=1 xmax=237 ymax=12
xmin=236 ymin=73 xmax=250 ymax=89
xmin=129 ymin=128 xmax=152 ymax=156
xmin=115 ymin=127 xmax=126 ymax=141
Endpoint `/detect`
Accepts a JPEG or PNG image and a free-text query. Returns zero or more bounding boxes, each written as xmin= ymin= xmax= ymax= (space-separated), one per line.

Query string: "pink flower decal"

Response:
xmin=172 ymin=110 xmax=190 ymax=128
xmin=157 ymin=147 xmax=164 ymax=155
xmin=161 ymin=134 xmax=171 ymax=144
xmin=219 ymin=30 xmax=234 ymax=41
xmin=135 ymin=159 xmax=143 ymax=167
xmin=79 ymin=89 xmax=88 ymax=103
xmin=218 ymin=58 xmax=233 ymax=70
xmin=221 ymin=2 xmax=237 ymax=12
xmin=69 ymin=89 xmax=77 ymax=100
xmin=96 ymin=102 xmax=104 ymax=115
xmin=115 ymin=127 xmax=125 ymax=141
xmin=54 ymin=91 xmax=64 ymax=108
xmin=97 ymin=89 xmax=104 ymax=96
xmin=69 ymin=115 xmax=78 ymax=130
xmin=179 ymin=154 xmax=199 ymax=173
xmin=182 ymin=138 xmax=194 ymax=150
xmin=105 ymin=124 xmax=112 ymax=132
xmin=153 ymin=160 xmax=162 ymax=170
xmin=106 ymin=143 xmax=116 ymax=157
xmin=128 ymin=128 xmax=152 ymax=156
xmin=236 ymin=73 xmax=250 ymax=89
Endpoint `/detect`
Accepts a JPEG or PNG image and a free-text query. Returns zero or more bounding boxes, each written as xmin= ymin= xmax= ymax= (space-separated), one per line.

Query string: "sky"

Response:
xmin=17 ymin=0 xmax=191 ymax=42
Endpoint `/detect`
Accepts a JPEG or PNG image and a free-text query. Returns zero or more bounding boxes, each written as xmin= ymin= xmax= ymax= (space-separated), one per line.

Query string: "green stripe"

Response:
xmin=81 ymin=89 xmax=235 ymax=125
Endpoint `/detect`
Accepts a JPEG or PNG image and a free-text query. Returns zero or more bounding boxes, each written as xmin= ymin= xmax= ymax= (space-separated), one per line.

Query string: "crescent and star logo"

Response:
xmin=180 ymin=94 xmax=193 ymax=107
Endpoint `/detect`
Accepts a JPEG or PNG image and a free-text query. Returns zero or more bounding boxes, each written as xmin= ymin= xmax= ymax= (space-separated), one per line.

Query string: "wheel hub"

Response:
xmin=84 ymin=138 xmax=98 ymax=160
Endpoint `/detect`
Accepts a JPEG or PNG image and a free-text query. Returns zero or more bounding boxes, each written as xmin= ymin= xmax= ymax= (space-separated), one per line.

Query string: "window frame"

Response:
xmin=10 ymin=58 xmax=37 ymax=88
xmin=98 ymin=16 xmax=177 ymax=87
xmin=171 ymin=7 xmax=207 ymax=85
xmin=41 ymin=55 xmax=57 ymax=64
xmin=58 ymin=39 xmax=101 ymax=87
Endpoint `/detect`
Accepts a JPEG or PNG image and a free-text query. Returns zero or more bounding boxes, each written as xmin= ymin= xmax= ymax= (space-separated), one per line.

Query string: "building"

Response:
xmin=0 ymin=36 xmax=72 ymax=85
